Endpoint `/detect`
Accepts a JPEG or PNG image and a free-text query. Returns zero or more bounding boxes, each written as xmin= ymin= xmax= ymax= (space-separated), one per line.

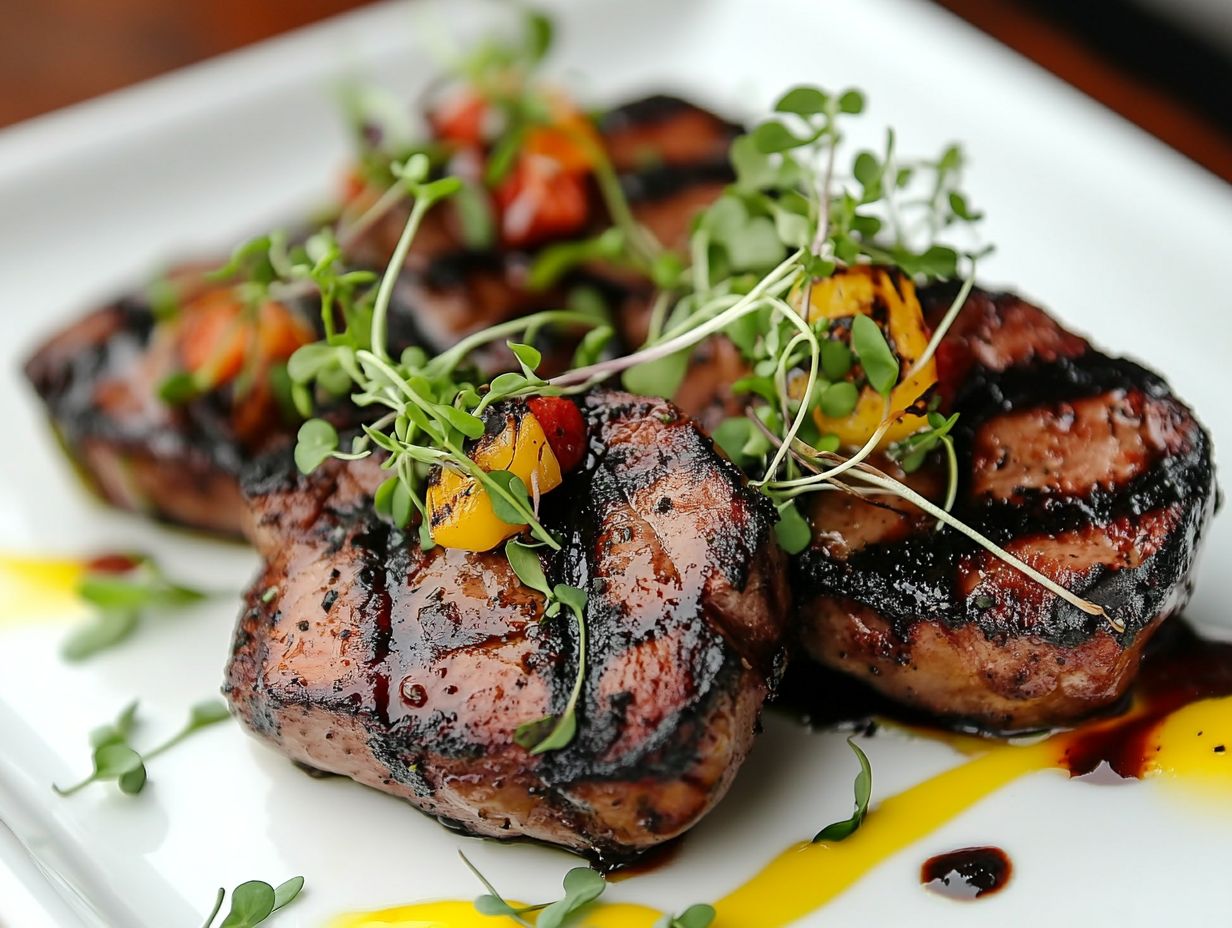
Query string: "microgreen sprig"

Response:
xmin=53 ymin=699 xmax=230 ymax=797
xmin=462 ymin=851 xmax=605 ymax=928
xmin=505 ymin=540 xmax=589 ymax=753
xmin=813 ymin=737 xmax=873 ymax=843
xmin=63 ymin=555 xmax=208 ymax=661
xmin=201 ymin=876 xmax=304 ymax=928
xmin=287 ymin=154 xmax=610 ymax=557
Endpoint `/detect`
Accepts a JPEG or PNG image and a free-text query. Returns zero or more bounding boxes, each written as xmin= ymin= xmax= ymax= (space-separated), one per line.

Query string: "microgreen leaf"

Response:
xmin=505 ymin=540 xmax=552 ymax=599
xmin=819 ymin=381 xmax=859 ymax=418
xmin=751 ymin=120 xmax=811 ymax=153
xmin=838 ymin=89 xmax=866 ymax=114
xmin=820 ymin=340 xmax=853 ymax=380
xmin=654 ymin=904 xmax=717 ymax=928
xmin=850 ymin=315 xmax=899 ymax=396
xmin=621 ymin=350 xmax=689 ymax=399
xmin=294 ymin=419 xmax=339 ymax=473
xmin=272 ymin=877 xmax=305 ymax=912
xmin=774 ymin=86 xmax=830 ymax=116
xmin=455 ymin=178 xmax=496 ymax=249
xmin=157 ymin=371 xmax=200 ymax=405
xmin=552 ymin=584 xmax=587 ymax=617
xmin=61 ymin=609 xmax=139 ymax=661
xmin=524 ymin=9 xmax=555 ymax=63
xmin=527 ymin=228 xmax=625 ymax=290
xmin=774 ymin=501 xmax=812 ymax=555
xmin=535 ymin=868 xmax=606 ymax=928
xmin=508 ymin=341 xmax=543 ymax=375
xmin=813 ymin=737 xmax=873 ymax=842
xmin=572 ymin=325 xmax=613 ymax=369
xmin=64 ymin=557 xmax=206 ymax=662
xmin=515 ymin=584 xmax=587 ymax=755
xmin=485 ymin=471 xmax=532 ymax=526
xmin=218 ymin=881 xmax=276 ymax=927
xmin=437 ymin=405 xmax=486 ymax=441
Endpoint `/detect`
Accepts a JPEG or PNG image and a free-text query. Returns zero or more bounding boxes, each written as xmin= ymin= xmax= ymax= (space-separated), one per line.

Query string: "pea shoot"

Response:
xmin=462 ymin=851 xmax=605 ymax=928
xmin=53 ymin=699 xmax=230 ymax=798
xmin=63 ymin=554 xmax=208 ymax=661
xmin=813 ymin=737 xmax=873 ymax=843
xmin=200 ymin=876 xmax=304 ymax=928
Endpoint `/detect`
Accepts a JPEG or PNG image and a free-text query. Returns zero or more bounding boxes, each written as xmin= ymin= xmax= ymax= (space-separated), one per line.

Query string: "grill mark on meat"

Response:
xmin=598 ymin=94 xmax=742 ymax=173
xmin=797 ymin=349 xmax=1214 ymax=645
xmin=795 ymin=285 xmax=1216 ymax=729
xmin=226 ymin=391 xmax=788 ymax=862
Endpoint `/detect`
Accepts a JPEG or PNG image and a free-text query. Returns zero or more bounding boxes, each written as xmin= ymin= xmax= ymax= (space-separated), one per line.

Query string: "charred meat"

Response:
xmin=225 ymin=392 xmax=789 ymax=863
xmin=794 ymin=282 xmax=1217 ymax=731
xmin=23 ymin=95 xmax=738 ymax=535
xmin=23 ymin=276 xmax=312 ymax=536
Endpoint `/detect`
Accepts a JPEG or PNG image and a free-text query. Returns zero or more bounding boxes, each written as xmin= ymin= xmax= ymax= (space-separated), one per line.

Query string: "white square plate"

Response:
xmin=1 ymin=1 xmax=1229 ymax=925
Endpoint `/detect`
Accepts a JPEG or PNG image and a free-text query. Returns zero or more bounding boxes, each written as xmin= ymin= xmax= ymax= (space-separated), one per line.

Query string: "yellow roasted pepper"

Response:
xmin=426 ymin=411 xmax=563 ymax=552
xmin=803 ymin=266 xmax=937 ymax=447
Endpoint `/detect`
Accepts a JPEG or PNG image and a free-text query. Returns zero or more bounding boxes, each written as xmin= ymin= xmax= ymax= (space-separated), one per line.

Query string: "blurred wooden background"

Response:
xmin=3 ymin=0 xmax=1229 ymax=181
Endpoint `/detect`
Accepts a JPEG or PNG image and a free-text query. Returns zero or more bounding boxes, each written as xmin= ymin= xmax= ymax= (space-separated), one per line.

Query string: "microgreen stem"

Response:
xmin=52 ymin=775 xmax=96 ymax=798
xmin=643 ymin=290 xmax=672 ymax=345
xmin=429 ymin=310 xmax=604 ymax=378
xmin=939 ymin=435 xmax=958 ymax=517
xmin=549 ymin=250 xmax=805 ymax=389
xmin=337 ymin=181 xmax=409 ymax=250
xmin=200 ymin=888 xmax=225 ymax=928
xmin=529 ymin=598 xmax=586 ymax=754
xmin=904 ymin=267 xmax=976 ymax=382
xmin=768 ymin=416 xmax=892 ymax=489
xmin=370 ymin=195 xmax=432 ymax=360
xmin=753 ymin=297 xmax=819 ymax=486
xmin=836 ymin=458 xmax=1121 ymax=629
xmin=459 ymin=852 xmax=534 ymax=928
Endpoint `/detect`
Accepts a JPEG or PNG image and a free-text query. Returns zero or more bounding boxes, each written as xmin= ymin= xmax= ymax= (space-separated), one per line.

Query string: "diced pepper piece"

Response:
xmin=427 ymin=409 xmax=563 ymax=552
xmin=804 ymin=266 xmax=937 ymax=447
xmin=494 ymin=156 xmax=590 ymax=247
xmin=179 ymin=292 xmax=313 ymax=389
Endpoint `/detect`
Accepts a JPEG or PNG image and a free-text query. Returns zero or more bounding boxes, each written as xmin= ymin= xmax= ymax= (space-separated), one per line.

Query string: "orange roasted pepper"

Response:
xmin=179 ymin=290 xmax=313 ymax=389
xmin=426 ymin=399 xmax=586 ymax=552
xmin=803 ymin=266 xmax=937 ymax=447
xmin=426 ymin=412 xmax=562 ymax=552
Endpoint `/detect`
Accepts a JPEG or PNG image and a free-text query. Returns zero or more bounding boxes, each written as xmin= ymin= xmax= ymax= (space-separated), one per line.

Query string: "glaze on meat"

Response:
xmin=225 ymin=392 xmax=788 ymax=863
xmin=22 ymin=95 xmax=741 ymax=535
xmin=794 ymin=283 xmax=1218 ymax=731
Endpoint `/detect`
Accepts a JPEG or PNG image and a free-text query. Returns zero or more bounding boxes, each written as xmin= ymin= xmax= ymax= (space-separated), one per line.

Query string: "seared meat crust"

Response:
xmin=23 ymin=95 xmax=740 ymax=535
xmin=23 ymin=289 xmax=262 ymax=535
xmin=795 ymin=285 xmax=1217 ymax=731
xmin=226 ymin=392 xmax=788 ymax=864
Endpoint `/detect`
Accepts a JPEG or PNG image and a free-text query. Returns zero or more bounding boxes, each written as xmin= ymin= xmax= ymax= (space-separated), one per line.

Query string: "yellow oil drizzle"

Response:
xmin=326 ymin=900 xmax=663 ymax=928
xmin=711 ymin=739 xmax=1059 ymax=926
xmin=0 ymin=553 xmax=87 ymax=623
xmin=1140 ymin=697 xmax=1232 ymax=793
xmin=329 ymin=695 xmax=1232 ymax=928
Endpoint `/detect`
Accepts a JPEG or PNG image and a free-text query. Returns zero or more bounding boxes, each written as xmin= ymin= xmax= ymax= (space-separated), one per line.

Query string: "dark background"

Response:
xmin=3 ymin=0 xmax=1229 ymax=182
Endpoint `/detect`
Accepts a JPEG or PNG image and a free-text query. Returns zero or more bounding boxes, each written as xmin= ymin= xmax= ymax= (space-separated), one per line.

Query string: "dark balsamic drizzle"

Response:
xmin=921 ymin=846 xmax=1012 ymax=900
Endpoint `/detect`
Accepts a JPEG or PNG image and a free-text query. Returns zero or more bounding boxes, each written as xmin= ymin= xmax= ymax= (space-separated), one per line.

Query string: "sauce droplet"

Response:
xmin=920 ymin=846 xmax=1012 ymax=900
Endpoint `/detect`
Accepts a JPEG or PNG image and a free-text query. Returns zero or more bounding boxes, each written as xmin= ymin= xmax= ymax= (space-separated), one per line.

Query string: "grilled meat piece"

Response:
xmin=794 ymin=283 xmax=1217 ymax=732
xmin=24 ymin=94 xmax=738 ymax=535
xmin=226 ymin=391 xmax=789 ymax=863
xmin=22 ymin=274 xmax=309 ymax=536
